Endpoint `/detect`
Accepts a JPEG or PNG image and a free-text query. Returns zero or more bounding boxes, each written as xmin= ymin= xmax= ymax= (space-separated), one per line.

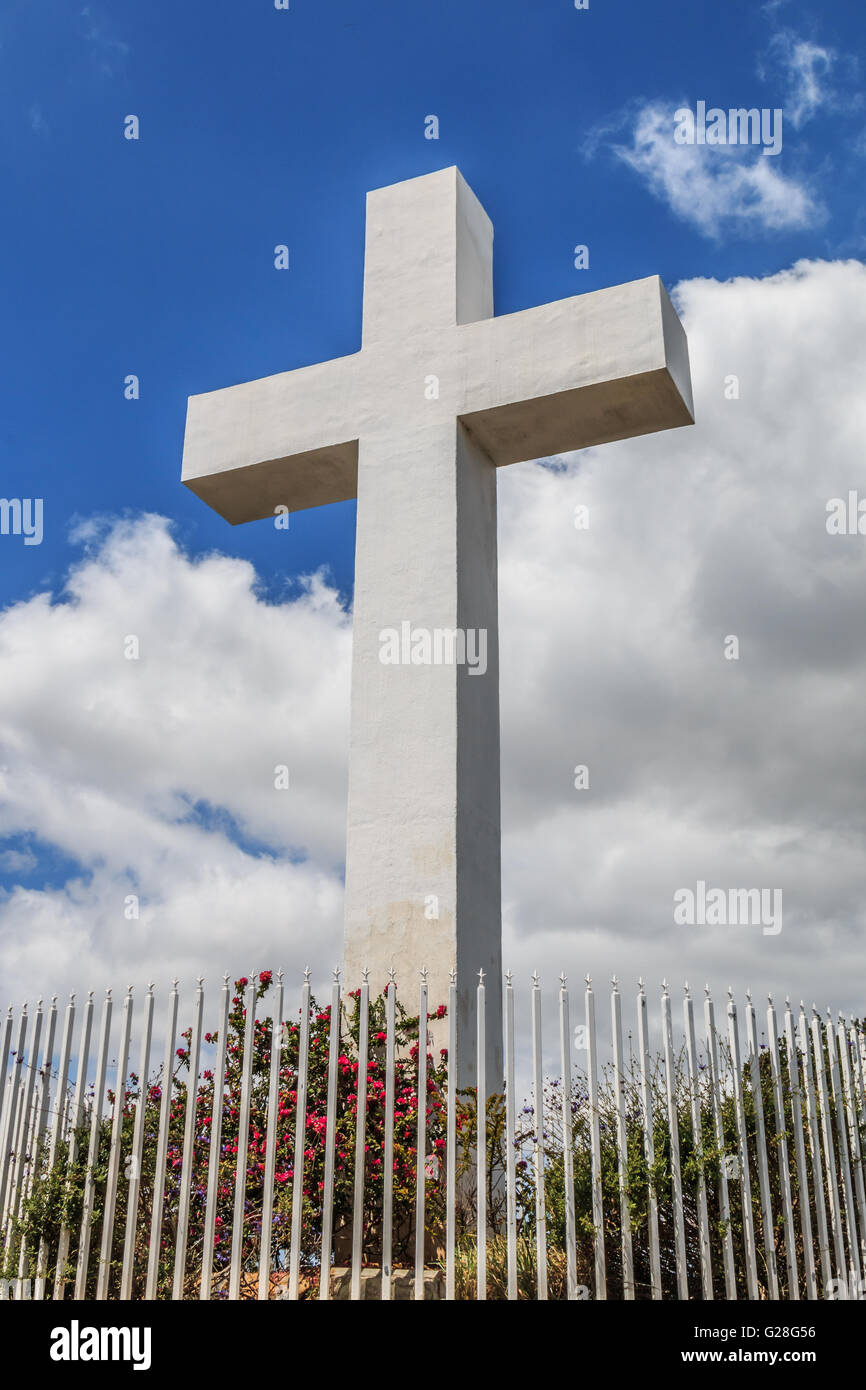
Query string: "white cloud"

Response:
xmin=496 ymin=257 xmax=866 ymax=1018
xmin=0 ymin=848 xmax=37 ymax=876
xmin=2 ymin=260 xmax=866 ymax=1026
xmin=608 ymin=102 xmax=822 ymax=239
xmin=0 ymin=516 xmax=350 ymax=1001
xmin=763 ymin=32 xmax=838 ymax=128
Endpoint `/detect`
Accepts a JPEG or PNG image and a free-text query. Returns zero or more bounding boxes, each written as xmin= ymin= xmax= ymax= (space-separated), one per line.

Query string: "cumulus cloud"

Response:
xmin=606 ymin=102 xmax=822 ymax=239
xmin=2 ymin=260 xmax=866 ymax=1030
xmin=497 ymin=257 xmax=866 ymax=1021
xmin=0 ymin=517 xmax=350 ymax=1001
xmin=762 ymin=32 xmax=839 ymax=129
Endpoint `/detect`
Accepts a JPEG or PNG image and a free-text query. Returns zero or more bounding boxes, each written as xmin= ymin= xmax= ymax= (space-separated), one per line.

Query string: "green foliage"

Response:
xmin=4 ymin=974 xmax=450 ymax=1298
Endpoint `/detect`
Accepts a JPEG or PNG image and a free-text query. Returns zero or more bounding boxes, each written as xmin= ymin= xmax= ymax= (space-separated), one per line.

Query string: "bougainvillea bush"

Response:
xmin=7 ymin=973 xmax=456 ymax=1298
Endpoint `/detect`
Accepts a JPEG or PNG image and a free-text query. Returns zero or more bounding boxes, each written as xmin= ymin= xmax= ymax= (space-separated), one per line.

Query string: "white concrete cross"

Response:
xmin=182 ymin=166 xmax=693 ymax=1083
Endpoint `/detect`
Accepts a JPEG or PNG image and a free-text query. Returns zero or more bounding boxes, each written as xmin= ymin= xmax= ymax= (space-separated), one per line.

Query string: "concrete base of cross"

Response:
xmin=328 ymin=1267 xmax=445 ymax=1300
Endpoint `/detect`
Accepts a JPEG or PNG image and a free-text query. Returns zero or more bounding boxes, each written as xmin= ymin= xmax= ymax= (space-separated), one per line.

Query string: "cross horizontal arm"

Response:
xmin=455 ymin=276 xmax=693 ymax=465
xmin=182 ymin=352 xmax=362 ymax=524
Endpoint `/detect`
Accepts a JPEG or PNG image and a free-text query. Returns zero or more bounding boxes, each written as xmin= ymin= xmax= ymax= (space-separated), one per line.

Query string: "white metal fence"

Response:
xmin=0 ymin=969 xmax=864 ymax=1300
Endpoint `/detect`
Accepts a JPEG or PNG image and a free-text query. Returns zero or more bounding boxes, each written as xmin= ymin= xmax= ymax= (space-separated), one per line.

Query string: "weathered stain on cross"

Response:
xmin=181 ymin=166 xmax=694 ymax=1085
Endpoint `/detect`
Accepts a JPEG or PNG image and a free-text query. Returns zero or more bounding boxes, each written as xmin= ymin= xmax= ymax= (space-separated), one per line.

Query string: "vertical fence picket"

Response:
xmin=35 ymin=992 xmax=75 ymax=1300
xmin=288 ymin=969 xmax=311 ymax=1301
xmin=477 ymin=969 xmax=488 ymax=1301
xmin=0 ymin=1004 xmax=12 ymax=1136
xmin=173 ymin=978 xmax=204 ymax=1300
xmin=145 ymin=980 xmax=179 ymax=1301
xmin=585 ymin=976 xmax=606 ymax=1300
xmin=120 ymin=983 xmax=154 ymax=1301
xmin=2 ymin=1078 xmax=28 ymax=1248
xmin=704 ymin=987 xmax=736 ymax=1299
xmin=381 ymin=970 xmax=396 ymax=1301
xmin=798 ymin=1003 xmax=832 ymax=1296
xmin=504 ymin=971 xmax=517 ymax=1302
xmin=0 ymin=1003 xmax=25 ymax=1230
xmin=229 ymin=974 xmax=258 ymax=1301
xmin=6 ymin=1080 xmax=38 ymax=1269
xmin=661 ymin=982 xmax=687 ymax=1299
xmin=31 ymin=995 xmax=58 ymax=1171
xmin=637 ymin=981 xmax=661 ymax=1299
xmin=0 ymin=1004 xmax=28 ymax=1231
xmin=850 ymin=1022 xmax=866 ymax=1115
xmin=745 ymin=991 xmax=779 ymax=1299
xmin=96 ymin=985 xmax=134 ymax=1298
xmin=351 ymin=971 xmax=370 ymax=1302
xmin=766 ymin=995 xmax=798 ymax=1299
xmin=826 ymin=1009 xmax=861 ymax=1290
xmin=74 ymin=989 xmax=112 ymax=1299
xmin=838 ymin=1015 xmax=866 ymax=1270
xmin=611 ymin=978 xmax=633 ymax=1298
xmin=530 ymin=973 xmax=546 ymax=1301
xmin=3 ymin=998 xmax=42 ymax=1243
xmin=727 ymin=990 xmax=759 ymax=1299
xmin=810 ymin=1005 xmax=846 ymax=1284
xmin=259 ymin=970 xmax=284 ymax=1301
xmin=200 ymin=975 xmax=230 ymax=1302
xmin=54 ymin=991 xmax=93 ymax=1300
xmin=782 ymin=998 xmax=816 ymax=1299
xmin=413 ymin=968 xmax=428 ymax=1303
xmin=559 ymin=975 xmax=577 ymax=1300
xmin=16 ymin=997 xmax=58 ymax=1287
xmin=319 ymin=970 xmax=341 ymax=1301
xmin=445 ymin=969 xmax=457 ymax=1302
xmin=682 ymin=984 xmax=712 ymax=1299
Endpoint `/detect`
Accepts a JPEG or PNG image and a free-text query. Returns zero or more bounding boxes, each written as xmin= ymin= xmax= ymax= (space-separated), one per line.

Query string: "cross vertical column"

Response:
xmin=343 ymin=169 xmax=502 ymax=1087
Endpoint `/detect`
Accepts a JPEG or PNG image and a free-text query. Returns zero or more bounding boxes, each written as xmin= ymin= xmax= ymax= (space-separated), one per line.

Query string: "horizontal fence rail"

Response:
xmin=0 ymin=970 xmax=864 ymax=1301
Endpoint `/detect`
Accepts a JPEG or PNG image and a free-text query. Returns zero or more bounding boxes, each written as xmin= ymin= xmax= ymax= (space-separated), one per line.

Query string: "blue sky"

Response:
xmin=1 ymin=0 xmax=863 ymax=607
xmin=1 ymin=0 xmax=866 ymax=1016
